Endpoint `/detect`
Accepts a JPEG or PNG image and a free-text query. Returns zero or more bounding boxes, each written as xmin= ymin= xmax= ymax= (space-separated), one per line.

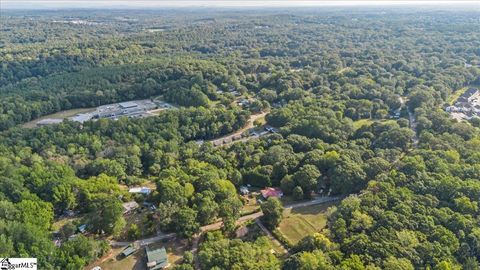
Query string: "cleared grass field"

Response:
xmin=447 ymin=86 xmax=469 ymax=105
xmin=352 ymin=119 xmax=398 ymax=130
xmin=23 ymin=107 xmax=96 ymax=128
xmin=277 ymin=201 xmax=337 ymax=245
xmin=352 ymin=118 xmax=374 ymax=130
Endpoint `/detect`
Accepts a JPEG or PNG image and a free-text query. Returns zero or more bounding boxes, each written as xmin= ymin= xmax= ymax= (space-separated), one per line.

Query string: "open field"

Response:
xmin=352 ymin=119 xmax=374 ymax=130
xmin=352 ymin=119 xmax=397 ymax=130
xmin=23 ymin=107 xmax=96 ymax=128
xmin=277 ymin=201 xmax=338 ymax=245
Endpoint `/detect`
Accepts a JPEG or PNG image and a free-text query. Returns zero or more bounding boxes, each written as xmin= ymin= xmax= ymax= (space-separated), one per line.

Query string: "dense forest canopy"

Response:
xmin=0 ymin=7 xmax=480 ymax=270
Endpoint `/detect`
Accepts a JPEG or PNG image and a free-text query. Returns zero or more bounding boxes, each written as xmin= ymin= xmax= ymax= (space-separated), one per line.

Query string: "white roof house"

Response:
xmin=129 ymin=187 xmax=152 ymax=195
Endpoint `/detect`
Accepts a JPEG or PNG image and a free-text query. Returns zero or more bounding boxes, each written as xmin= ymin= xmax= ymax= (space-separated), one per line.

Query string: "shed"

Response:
xmin=121 ymin=245 xmax=136 ymax=258
xmin=77 ymin=224 xmax=87 ymax=234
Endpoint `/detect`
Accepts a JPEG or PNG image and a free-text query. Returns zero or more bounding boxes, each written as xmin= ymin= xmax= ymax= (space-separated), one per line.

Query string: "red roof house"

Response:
xmin=261 ymin=187 xmax=284 ymax=199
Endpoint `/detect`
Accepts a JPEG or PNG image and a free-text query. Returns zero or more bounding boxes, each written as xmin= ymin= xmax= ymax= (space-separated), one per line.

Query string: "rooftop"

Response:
xmin=70 ymin=113 xmax=93 ymax=123
xmin=122 ymin=201 xmax=139 ymax=214
xmin=261 ymin=187 xmax=284 ymax=198
xmin=146 ymin=246 xmax=169 ymax=270
xmin=119 ymin=101 xmax=139 ymax=109
xmin=122 ymin=246 xmax=136 ymax=257
xmin=129 ymin=187 xmax=152 ymax=194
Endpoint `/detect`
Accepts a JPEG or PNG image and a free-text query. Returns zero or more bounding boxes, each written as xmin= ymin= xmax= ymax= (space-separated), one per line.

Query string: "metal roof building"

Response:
xmin=119 ymin=101 xmax=138 ymax=109
xmin=128 ymin=187 xmax=152 ymax=195
xmin=146 ymin=246 xmax=169 ymax=270
xmin=70 ymin=113 xmax=93 ymax=123
xmin=121 ymin=246 xmax=136 ymax=257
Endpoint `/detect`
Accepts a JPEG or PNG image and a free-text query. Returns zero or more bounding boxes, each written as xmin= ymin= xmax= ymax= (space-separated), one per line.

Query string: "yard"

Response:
xmin=52 ymin=216 xmax=82 ymax=231
xmin=277 ymin=202 xmax=337 ymax=245
xmin=92 ymin=247 xmax=147 ymax=270
xmin=88 ymin=238 xmax=187 ymax=270
xmin=240 ymin=193 xmax=260 ymax=215
xmin=118 ymin=209 xmax=157 ymax=241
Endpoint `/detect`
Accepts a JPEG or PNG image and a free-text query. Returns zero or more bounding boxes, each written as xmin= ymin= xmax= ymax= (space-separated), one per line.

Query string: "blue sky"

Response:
xmin=3 ymin=0 xmax=478 ymax=9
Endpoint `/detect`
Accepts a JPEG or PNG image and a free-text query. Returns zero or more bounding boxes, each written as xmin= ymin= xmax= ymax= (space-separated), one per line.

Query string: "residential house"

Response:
xmin=261 ymin=187 xmax=283 ymax=199
xmin=129 ymin=187 xmax=152 ymax=195
xmin=240 ymin=186 xmax=249 ymax=195
xmin=145 ymin=246 xmax=169 ymax=270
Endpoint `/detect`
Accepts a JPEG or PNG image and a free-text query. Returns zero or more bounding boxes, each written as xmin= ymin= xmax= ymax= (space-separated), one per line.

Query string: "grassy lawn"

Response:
xmin=447 ymin=86 xmax=469 ymax=105
xmin=253 ymin=115 xmax=267 ymax=126
xmin=277 ymin=202 xmax=338 ymax=245
xmin=94 ymin=247 xmax=147 ymax=270
xmin=52 ymin=215 xmax=84 ymax=231
xmin=240 ymin=195 xmax=260 ymax=215
xmin=23 ymin=107 xmax=96 ymax=128
xmin=352 ymin=119 xmax=398 ymax=130
xmin=352 ymin=119 xmax=374 ymax=130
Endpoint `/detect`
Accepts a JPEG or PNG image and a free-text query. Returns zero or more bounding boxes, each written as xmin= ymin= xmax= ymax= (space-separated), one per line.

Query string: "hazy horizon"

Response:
xmin=3 ymin=0 xmax=479 ymax=10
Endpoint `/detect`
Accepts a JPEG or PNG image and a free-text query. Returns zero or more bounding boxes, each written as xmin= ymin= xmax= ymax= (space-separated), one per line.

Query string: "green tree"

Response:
xmin=261 ymin=197 xmax=284 ymax=230
xmin=88 ymin=196 xmax=125 ymax=235
xmin=293 ymin=165 xmax=321 ymax=197
xmin=293 ymin=186 xmax=304 ymax=200
xmin=171 ymin=207 xmax=200 ymax=239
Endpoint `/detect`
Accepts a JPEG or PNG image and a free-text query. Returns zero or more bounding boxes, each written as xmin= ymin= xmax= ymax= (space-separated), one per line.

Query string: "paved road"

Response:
xmin=284 ymin=196 xmax=341 ymax=209
xmin=110 ymin=232 xmax=176 ymax=247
